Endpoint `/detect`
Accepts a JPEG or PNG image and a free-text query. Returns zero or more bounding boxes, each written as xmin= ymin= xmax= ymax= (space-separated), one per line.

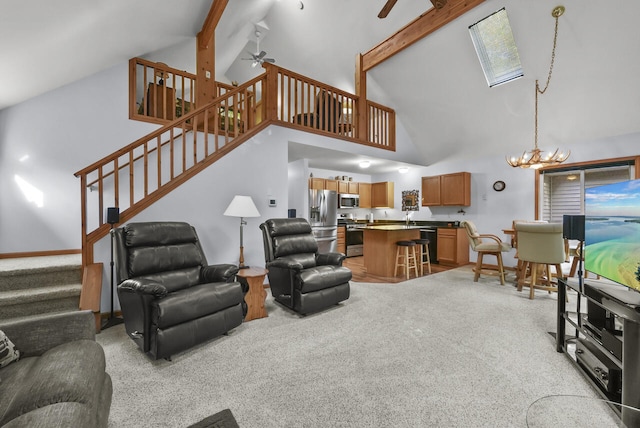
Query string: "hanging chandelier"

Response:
xmin=507 ymin=6 xmax=570 ymax=169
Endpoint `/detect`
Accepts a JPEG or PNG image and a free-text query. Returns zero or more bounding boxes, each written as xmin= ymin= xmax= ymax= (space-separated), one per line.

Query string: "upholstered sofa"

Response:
xmin=260 ymin=218 xmax=351 ymax=315
xmin=0 ymin=310 xmax=112 ymax=427
xmin=114 ymin=221 xmax=246 ymax=360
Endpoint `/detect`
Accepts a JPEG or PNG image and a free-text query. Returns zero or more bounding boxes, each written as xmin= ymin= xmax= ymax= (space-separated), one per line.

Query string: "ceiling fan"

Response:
xmin=242 ymin=30 xmax=275 ymax=68
xmin=378 ymin=0 xmax=447 ymax=18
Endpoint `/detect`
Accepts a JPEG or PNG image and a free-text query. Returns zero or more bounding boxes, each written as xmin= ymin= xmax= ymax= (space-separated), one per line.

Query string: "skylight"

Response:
xmin=469 ymin=8 xmax=523 ymax=87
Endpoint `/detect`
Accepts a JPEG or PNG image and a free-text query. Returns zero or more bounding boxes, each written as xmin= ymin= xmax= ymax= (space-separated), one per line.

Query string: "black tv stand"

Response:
xmin=557 ymin=277 xmax=640 ymax=426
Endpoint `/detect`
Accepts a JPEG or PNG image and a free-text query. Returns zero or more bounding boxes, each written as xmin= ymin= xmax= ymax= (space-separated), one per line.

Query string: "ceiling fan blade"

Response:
xmin=264 ymin=58 xmax=275 ymax=64
xmin=378 ymin=0 xmax=397 ymax=18
xmin=257 ymin=51 xmax=267 ymax=60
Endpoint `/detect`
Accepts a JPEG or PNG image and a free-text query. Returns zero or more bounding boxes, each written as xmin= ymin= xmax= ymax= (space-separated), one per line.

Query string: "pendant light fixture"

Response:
xmin=507 ymin=6 xmax=570 ymax=169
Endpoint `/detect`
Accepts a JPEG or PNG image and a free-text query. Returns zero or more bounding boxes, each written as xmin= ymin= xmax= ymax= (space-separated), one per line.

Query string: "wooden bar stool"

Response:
xmin=412 ymin=238 xmax=432 ymax=275
xmin=394 ymin=241 xmax=419 ymax=280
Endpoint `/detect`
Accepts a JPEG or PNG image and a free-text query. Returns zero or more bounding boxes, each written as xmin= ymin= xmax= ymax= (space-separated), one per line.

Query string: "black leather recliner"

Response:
xmin=114 ymin=221 xmax=245 ymax=360
xmin=259 ymin=218 xmax=351 ymax=315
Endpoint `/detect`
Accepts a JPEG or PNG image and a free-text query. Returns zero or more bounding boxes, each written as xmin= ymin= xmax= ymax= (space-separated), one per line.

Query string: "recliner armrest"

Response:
xmin=267 ymin=259 xmax=304 ymax=271
xmin=201 ymin=264 xmax=239 ymax=283
xmin=316 ymin=252 xmax=345 ymax=266
xmin=119 ymin=278 xmax=168 ymax=298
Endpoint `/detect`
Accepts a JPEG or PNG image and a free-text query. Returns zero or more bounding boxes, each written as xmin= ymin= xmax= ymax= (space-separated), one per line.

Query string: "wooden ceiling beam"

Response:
xmin=197 ymin=0 xmax=228 ymax=49
xmin=362 ymin=0 xmax=485 ymax=72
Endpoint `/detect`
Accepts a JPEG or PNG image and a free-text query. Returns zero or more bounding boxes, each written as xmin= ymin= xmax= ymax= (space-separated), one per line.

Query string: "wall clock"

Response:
xmin=493 ymin=180 xmax=506 ymax=192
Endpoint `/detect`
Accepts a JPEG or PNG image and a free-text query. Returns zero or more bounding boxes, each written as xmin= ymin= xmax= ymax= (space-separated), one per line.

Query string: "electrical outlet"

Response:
xmin=205 ymin=71 xmax=211 ymax=79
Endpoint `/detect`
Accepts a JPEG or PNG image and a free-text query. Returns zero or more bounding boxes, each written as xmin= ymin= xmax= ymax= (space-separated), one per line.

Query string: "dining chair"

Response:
xmin=515 ymin=222 xmax=566 ymax=299
xmin=461 ymin=220 xmax=512 ymax=285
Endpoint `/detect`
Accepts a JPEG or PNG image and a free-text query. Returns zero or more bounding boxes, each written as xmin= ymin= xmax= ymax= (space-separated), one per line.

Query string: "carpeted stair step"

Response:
xmin=0 ymin=254 xmax=83 ymax=320
xmin=0 ymin=263 xmax=82 ymax=293
xmin=0 ymin=283 xmax=83 ymax=318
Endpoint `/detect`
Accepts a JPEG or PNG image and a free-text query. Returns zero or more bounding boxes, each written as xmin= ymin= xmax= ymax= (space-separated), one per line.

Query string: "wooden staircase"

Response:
xmin=0 ymin=254 xmax=83 ymax=323
xmin=75 ymin=62 xmax=396 ymax=267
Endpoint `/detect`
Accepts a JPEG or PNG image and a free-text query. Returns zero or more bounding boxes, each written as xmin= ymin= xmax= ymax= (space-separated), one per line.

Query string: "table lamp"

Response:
xmin=224 ymin=195 xmax=260 ymax=269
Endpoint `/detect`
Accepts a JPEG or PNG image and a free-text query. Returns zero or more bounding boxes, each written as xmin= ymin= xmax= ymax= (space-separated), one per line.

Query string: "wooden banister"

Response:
xmin=77 ymin=62 xmax=396 ymax=267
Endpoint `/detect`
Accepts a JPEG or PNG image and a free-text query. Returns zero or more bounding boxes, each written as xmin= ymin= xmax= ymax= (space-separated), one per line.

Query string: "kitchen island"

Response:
xmin=362 ymin=225 xmax=422 ymax=277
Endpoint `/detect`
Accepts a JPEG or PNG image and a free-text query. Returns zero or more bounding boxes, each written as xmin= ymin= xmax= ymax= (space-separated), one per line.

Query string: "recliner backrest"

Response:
xmin=114 ymin=222 xmax=206 ymax=292
xmin=260 ymin=218 xmax=318 ymax=268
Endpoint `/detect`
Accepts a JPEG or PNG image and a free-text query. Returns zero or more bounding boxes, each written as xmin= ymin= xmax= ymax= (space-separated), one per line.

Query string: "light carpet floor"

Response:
xmin=98 ymin=266 xmax=612 ymax=428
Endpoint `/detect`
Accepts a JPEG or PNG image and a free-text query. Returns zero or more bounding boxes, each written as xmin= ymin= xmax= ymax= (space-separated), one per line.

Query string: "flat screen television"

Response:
xmin=584 ymin=178 xmax=640 ymax=292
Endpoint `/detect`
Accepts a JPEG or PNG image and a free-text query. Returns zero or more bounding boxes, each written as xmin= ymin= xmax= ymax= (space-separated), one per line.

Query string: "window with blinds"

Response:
xmin=469 ymin=8 xmax=524 ymax=87
xmin=541 ymin=165 xmax=633 ymax=222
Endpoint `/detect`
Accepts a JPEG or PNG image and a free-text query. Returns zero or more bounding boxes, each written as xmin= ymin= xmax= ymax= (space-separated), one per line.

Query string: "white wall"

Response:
xmin=296 ymin=134 xmax=639 ymax=267
xmin=0 ymin=48 xmax=637 ymax=310
xmin=93 ymin=133 xmax=289 ymax=310
xmin=0 ymin=62 xmax=158 ymax=253
xmin=0 ymin=56 xmax=289 ymax=312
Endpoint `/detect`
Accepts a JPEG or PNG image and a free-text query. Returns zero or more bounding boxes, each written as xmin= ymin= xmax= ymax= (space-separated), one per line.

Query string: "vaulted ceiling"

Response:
xmin=2 ymin=0 xmax=640 ymax=169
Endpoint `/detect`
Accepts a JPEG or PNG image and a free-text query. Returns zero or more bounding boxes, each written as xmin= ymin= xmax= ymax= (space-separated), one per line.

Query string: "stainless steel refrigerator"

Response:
xmin=309 ymin=189 xmax=338 ymax=253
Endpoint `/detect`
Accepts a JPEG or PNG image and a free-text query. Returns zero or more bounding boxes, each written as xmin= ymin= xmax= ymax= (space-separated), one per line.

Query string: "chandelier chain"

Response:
xmin=538 ymin=13 xmax=560 ymax=95
xmin=534 ymin=11 xmax=561 ymax=150
xmin=506 ymin=5 xmax=569 ymax=169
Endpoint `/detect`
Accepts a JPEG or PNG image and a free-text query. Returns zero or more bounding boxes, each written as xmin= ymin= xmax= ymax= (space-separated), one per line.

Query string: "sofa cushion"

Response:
xmin=2 ymin=402 xmax=94 ymax=428
xmin=152 ymin=282 xmax=244 ymax=329
xmin=298 ymin=265 xmax=352 ymax=293
xmin=0 ymin=330 xmax=20 ymax=369
xmin=0 ymin=340 xmax=106 ymax=425
xmin=0 ymin=357 xmax=37 ymax=423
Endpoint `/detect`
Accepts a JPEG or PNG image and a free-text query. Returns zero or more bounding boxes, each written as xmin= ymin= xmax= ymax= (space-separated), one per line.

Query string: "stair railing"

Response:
xmin=77 ymin=63 xmax=395 ymax=266
xmin=75 ymin=73 xmax=267 ymax=265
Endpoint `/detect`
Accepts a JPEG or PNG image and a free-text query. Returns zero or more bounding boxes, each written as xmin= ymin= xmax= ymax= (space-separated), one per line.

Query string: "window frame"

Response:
xmin=468 ymin=7 xmax=524 ymax=88
xmin=534 ymin=155 xmax=640 ymax=220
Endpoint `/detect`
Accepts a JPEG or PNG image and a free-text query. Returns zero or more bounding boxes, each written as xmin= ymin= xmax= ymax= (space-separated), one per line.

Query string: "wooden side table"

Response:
xmin=236 ymin=267 xmax=268 ymax=322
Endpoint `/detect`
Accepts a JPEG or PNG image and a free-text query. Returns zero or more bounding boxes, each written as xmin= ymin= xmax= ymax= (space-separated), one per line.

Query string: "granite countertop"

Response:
xmin=345 ymin=220 xmax=462 ymax=229
xmin=361 ymin=224 xmax=424 ymax=231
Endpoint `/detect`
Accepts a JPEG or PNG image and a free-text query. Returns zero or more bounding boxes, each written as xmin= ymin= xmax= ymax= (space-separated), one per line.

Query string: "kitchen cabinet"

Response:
xmin=436 ymin=228 xmax=469 ymax=266
xmin=359 ymin=182 xmax=372 ymax=208
xmin=371 ymin=181 xmax=394 ymax=208
xmin=325 ymin=179 xmax=338 ymax=192
xmin=422 ymin=172 xmax=471 ymax=206
xmin=338 ymin=181 xmax=349 ymax=194
xmin=337 ymin=226 xmax=346 ymax=254
xmin=421 ymin=176 xmax=441 ymax=206
xmin=348 ymin=181 xmax=359 ymax=194
xmin=309 ymin=178 xmax=325 ymax=190
xmin=309 ymin=178 xmax=339 ymax=191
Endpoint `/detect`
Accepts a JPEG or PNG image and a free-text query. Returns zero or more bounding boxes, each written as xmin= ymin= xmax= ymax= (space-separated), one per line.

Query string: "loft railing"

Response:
xmin=77 ymin=63 xmax=395 ymax=265
xmin=128 ymin=59 xmax=395 ymax=149
xmin=129 ymin=58 xmax=235 ymax=125
xmin=269 ymin=64 xmax=395 ymax=149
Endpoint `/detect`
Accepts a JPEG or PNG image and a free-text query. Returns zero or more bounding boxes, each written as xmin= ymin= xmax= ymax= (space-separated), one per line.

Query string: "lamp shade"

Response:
xmin=224 ymin=195 xmax=260 ymax=218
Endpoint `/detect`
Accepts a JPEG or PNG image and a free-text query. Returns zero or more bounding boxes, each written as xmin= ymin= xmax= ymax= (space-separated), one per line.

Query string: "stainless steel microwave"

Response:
xmin=339 ymin=194 xmax=359 ymax=208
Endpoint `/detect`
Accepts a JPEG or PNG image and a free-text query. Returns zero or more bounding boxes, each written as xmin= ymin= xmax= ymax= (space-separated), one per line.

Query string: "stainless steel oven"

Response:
xmin=346 ymin=226 xmax=364 ymax=257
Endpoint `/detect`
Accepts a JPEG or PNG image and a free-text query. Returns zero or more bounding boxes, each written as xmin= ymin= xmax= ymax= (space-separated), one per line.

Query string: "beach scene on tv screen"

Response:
xmin=584 ymin=179 xmax=640 ymax=291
